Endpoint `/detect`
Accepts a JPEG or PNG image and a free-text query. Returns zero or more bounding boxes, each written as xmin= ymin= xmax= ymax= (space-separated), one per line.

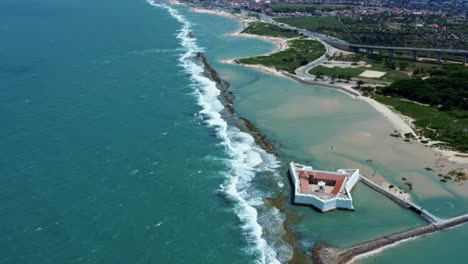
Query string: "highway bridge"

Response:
xmin=346 ymin=43 xmax=468 ymax=64
xmin=260 ymin=14 xmax=468 ymax=65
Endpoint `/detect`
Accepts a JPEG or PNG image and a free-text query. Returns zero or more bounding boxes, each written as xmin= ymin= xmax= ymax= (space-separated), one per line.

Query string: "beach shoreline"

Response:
xmin=168 ymin=1 xmax=468 ymax=263
xmin=169 ymin=0 xmax=468 ymax=167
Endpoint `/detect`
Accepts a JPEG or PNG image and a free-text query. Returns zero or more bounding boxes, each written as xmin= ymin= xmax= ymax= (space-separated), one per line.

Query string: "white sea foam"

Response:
xmin=147 ymin=1 xmax=284 ymax=263
xmin=128 ymin=47 xmax=183 ymax=55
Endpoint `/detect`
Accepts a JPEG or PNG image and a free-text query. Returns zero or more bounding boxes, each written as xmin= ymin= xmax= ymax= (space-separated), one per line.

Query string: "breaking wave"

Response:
xmin=147 ymin=1 xmax=288 ymax=263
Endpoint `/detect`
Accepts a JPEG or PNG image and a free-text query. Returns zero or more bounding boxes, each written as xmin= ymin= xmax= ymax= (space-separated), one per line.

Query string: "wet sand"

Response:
xmin=183 ymin=3 xmax=468 ymax=262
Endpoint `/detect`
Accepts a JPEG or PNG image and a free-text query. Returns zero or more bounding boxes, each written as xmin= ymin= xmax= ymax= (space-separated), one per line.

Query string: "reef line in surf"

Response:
xmin=196 ymin=53 xmax=277 ymax=155
xmin=196 ymin=42 xmax=313 ymax=264
xmin=146 ymin=1 xmax=287 ymax=263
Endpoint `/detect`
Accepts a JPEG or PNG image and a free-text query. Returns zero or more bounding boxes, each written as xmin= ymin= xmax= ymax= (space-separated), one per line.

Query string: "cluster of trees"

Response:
xmin=413 ymin=67 xmax=427 ymax=76
xmin=381 ymin=65 xmax=468 ymax=111
xmin=314 ymin=70 xmax=352 ymax=81
xmin=367 ymin=53 xmax=409 ymax=70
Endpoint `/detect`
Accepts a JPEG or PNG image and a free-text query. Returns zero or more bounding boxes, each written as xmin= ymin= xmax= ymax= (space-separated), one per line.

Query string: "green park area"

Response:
xmin=238 ymin=39 xmax=325 ymax=74
xmin=372 ymin=65 xmax=468 ymax=152
xmin=241 ymin=22 xmax=298 ymax=38
xmin=308 ymin=53 xmax=437 ymax=84
xmin=275 ymin=16 xmax=347 ymax=39
xmin=274 ymin=15 xmax=468 ymax=50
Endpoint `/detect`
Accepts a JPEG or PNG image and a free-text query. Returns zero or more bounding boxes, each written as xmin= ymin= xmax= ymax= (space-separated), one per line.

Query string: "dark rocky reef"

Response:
xmin=238 ymin=117 xmax=276 ymax=155
xmin=196 ymin=52 xmax=235 ymax=114
xmin=195 ymin=52 xmax=276 ymax=155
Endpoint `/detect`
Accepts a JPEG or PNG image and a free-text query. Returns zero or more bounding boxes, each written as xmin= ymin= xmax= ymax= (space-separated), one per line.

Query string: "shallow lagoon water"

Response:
xmin=1 ymin=0 xmax=467 ymax=263
xmin=187 ymin=8 xmax=468 ymax=263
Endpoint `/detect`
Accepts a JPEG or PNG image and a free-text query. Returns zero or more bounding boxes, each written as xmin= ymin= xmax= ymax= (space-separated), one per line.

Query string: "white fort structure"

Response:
xmin=289 ymin=162 xmax=360 ymax=212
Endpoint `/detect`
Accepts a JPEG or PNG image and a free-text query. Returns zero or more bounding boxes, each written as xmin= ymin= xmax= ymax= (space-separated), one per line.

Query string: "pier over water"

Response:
xmin=359 ymin=175 xmax=444 ymax=225
xmin=312 ymin=175 xmax=468 ymax=264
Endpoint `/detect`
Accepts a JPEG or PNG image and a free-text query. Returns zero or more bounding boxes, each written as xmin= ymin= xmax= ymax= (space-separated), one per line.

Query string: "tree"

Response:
xmin=399 ymin=62 xmax=408 ymax=71
xmin=357 ymin=80 xmax=365 ymax=89
xmin=315 ymin=71 xmax=324 ymax=79
xmin=384 ymin=58 xmax=396 ymax=70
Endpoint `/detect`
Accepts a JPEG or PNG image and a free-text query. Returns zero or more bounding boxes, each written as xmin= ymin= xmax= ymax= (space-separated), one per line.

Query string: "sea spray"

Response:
xmin=146 ymin=1 xmax=291 ymax=263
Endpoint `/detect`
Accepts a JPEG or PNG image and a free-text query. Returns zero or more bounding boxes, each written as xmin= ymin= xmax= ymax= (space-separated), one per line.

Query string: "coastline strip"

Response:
xmin=191 ymin=6 xmax=466 ymax=163
xmin=147 ymin=2 xmax=283 ymax=263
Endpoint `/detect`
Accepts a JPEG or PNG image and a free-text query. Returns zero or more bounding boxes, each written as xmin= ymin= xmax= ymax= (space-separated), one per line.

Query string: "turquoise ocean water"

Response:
xmin=1 ymin=0 xmax=282 ymax=262
xmin=1 ymin=0 xmax=467 ymax=263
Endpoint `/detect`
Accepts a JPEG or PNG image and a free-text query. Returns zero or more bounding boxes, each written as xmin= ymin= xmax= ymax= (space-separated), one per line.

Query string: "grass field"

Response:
xmin=274 ymin=16 xmax=352 ymax=40
xmin=308 ymin=66 xmax=364 ymax=79
xmin=374 ymin=95 xmax=468 ymax=152
xmin=238 ymin=39 xmax=326 ymax=74
xmin=241 ymin=22 xmax=298 ymax=38
xmin=308 ymin=54 xmax=438 ymax=84
xmin=274 ymin=15 xmax=468 ymax=50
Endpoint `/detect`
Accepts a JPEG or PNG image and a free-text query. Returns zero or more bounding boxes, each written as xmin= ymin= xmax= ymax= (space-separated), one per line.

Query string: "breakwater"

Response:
xmin=196 ymin=52 xmax=236 ymax=114
xmin=196 ymin=52 xmax=277 ymax=154
xmin=359 ymin=175 xmax=443 ymax=224
xmin=312 ymin=175 xmax=468 ymax=263
xmin=313 ymin=213 xmax=468 ymax=264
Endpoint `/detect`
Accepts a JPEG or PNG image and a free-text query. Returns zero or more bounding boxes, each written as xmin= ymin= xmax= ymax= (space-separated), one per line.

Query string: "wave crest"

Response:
xmin=147 ymin=1 xmax=288 ymax=263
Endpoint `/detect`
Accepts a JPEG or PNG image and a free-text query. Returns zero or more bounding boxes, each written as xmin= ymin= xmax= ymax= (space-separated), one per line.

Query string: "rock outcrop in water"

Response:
xmin=196 ymin=52 xmax=235 ymax=114
xmin=196 ymin=52 xmax=276 ymax=154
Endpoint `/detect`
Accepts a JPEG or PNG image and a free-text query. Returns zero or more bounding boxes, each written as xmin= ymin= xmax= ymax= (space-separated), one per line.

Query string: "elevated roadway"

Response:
xmin=260 ymin=14 xmax=468 ymax=64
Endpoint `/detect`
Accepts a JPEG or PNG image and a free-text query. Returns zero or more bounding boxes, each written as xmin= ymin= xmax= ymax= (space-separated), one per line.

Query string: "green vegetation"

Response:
xmin=438 ymin=169 xmax=468 ymax=183
xmin=374 ymin=95 xmax=468 ymax=152
xmin=238 ymin=39 xmax=326 ymax=74
xmin=308 ymin=53 xmax=436 ymax=84
xmin=241 ymin=22 xmax=298 ymax=38
xmin=270 ymin=3 xmax=351 ymax=13
xmin=275 ymin=16 xmax=345 ymax=38
xmin=381 ymin=65 xmax=468 ymax=111
xmin=372 ymin=65 xmax=468 ymax=151
xmin=275 ymin=14 xmax=468 ymax=50
xmin=309 ymin=66 xmax=364 ymax=80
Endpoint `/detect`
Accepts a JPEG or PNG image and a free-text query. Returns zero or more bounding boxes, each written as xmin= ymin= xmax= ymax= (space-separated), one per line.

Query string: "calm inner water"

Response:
xmin=1 ymin=0 xmax=467 ymax=263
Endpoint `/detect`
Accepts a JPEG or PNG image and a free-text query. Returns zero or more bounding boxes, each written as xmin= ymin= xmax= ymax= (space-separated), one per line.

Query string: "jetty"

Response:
xmin=359 ymin=175 xmax=444 ymax=225
xmin=312 ymin=175 xmax=468 ymax=263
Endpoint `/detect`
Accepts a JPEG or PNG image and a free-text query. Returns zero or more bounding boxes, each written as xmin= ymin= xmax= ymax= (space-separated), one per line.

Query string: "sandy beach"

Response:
xmin=191 ymin=7 xmax=247 ymax=22
xmin=222 ymin=59 xmax=288 ymax=78
xmin=176 ymin=0 xmax=468 ymax=167
xmin=228 ymin=32 xmax=290 ymax=53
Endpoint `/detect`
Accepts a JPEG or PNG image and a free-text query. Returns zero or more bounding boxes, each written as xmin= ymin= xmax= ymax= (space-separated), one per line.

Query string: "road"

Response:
xmin=260 ymin=14 xmax=468 ymax=56
xmin=259 ymin=14 xmax=344 ymax=81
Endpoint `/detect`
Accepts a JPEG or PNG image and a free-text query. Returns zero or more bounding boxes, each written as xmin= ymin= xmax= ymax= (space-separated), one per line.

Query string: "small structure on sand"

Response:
xmin=289 ymin=162 xmax=360 ymax=212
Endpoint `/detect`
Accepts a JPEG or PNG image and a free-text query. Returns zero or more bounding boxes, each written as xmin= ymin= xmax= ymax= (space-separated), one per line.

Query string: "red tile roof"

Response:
xmin=298 ymin=170 xmax=346 ymax=196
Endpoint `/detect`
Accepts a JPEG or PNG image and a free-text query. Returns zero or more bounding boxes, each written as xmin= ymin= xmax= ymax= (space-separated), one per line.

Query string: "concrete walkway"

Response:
xmin=313 ymin=175 xmax=468 ymax=264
